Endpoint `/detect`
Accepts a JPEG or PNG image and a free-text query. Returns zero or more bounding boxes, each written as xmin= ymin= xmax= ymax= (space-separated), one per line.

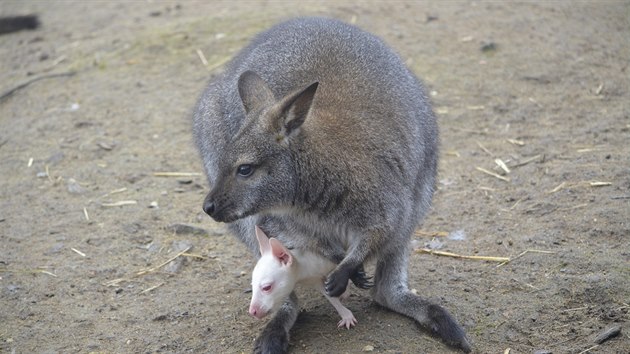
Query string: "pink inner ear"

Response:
xmin=269 ymin=238 xmax=292 ymax=266
xmin=255 ymin=226 xmax=271 ymax=255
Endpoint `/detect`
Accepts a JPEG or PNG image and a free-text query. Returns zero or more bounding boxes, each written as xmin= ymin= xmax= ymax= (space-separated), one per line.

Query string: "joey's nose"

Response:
xmin=203 ymin=196 xmax=216 ymax=216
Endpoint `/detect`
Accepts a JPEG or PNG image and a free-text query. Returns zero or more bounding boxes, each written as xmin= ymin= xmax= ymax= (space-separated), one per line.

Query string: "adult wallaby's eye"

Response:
xmin=237 ymin=164 xmax=254 ymax=177
xmin=262 ymin=284 xmax=272 ymax=293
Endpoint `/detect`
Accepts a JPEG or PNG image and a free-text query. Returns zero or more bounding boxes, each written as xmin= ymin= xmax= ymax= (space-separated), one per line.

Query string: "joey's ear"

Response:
xmin=255 ymin=226 xmax=271 ymax=255
xmin=238 ymin=71 xmax=275 ymax=114
xmin=275 ymin=81 xmax=319 ymax=138
xmin=269 ymin=238 xmax=292 ymax=266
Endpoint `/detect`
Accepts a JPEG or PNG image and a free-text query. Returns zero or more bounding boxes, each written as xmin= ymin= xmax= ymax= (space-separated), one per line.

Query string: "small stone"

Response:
xmin=594 ymin=325 xmax=621 ymax=344
xmin=166 ymin=223 xmax=208 ymax=236
xmin=481 ymin=41 xmax=497 ymax=53
xmin=148 ymin=201 xmax=159 ymax=208
xmin=67 ymin=178 xmax=85 ymax=194
xmin=362 ymin=345 xmax=374 ymax=352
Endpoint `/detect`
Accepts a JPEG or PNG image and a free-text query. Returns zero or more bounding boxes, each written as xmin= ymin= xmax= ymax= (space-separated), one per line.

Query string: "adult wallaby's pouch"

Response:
xmin=193 ymin=17 xmax=471 ymax=353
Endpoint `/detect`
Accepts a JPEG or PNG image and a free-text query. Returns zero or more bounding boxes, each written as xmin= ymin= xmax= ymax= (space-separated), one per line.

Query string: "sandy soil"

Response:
xmin=1 ymin=1 xmax=628 ymax=353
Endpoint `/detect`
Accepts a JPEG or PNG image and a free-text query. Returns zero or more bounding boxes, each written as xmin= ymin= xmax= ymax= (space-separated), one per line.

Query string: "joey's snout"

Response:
xmin=249 ymin=303 xmax=267 ymax=319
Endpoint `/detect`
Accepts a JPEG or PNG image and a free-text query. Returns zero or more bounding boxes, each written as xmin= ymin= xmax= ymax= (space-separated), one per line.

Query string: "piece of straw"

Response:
xmin=476 ymin=166 xmax=510 ymax=182
xmin=416 ymin=248 xmax=510 ymax=262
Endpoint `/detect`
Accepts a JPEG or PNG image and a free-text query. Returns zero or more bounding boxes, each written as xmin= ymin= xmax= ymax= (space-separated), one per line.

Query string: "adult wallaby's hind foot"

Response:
xmin=377 ymin=292 xmax=471 ymax=352
xmin=373 ymin=250 xmax=472 ymax=352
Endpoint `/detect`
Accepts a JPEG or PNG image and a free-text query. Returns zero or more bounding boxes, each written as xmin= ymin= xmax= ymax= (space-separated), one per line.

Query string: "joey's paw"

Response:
xmin=253 ymin=327 xmax=289 ymax=354
xmin=325 ymin=267 xmax=351 ymax=297
xmin=427 ymin=304 xmax=472 ymax=353
xmin=350 ymin=266 xmax=373 ymax=289
xmin=337 ymin=315 xmax=357 ymax=329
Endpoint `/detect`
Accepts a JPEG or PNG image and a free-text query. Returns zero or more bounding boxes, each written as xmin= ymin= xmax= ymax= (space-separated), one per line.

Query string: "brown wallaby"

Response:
xmin=193 ymin=17 xmax=471 ymax=353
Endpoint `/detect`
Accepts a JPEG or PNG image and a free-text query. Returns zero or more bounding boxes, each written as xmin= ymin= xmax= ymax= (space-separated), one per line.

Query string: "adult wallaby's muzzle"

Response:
xmin=202 ymin=193 xmax=217 ymax=218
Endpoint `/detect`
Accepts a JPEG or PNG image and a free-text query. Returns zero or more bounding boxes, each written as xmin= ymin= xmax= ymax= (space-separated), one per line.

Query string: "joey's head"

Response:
xmin=202 ymin=70 xmax=319 ymax=223
xmin=249 ymin=226 xmax=297 ymax=319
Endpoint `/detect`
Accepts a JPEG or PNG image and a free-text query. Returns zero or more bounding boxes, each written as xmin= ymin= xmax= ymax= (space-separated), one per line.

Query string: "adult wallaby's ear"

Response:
xmin=269 ymin=238 xmax=292 ymax=266
xmin=255 ymin=226 xmax=271 ymax=255
xmin=238 ymin=71 xmax=275 ymax=114
xmin=275 ymin=81 xmax=319 ymax=138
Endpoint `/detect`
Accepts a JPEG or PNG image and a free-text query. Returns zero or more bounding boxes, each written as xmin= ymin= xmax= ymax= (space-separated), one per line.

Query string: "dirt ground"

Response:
xmin=1 ymin=1 xmax=628 ymax=353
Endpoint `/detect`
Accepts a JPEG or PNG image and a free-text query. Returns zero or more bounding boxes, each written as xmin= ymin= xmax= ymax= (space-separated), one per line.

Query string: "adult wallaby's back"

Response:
xmin=193 ymin=17 xmax=471 ymax=353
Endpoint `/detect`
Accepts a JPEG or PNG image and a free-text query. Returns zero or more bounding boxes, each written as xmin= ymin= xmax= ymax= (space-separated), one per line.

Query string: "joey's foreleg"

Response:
xmin=317 ymin=282 xmax=357 ymax=329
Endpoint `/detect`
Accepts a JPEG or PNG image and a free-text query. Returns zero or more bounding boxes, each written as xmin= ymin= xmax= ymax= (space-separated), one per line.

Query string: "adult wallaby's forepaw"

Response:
xmin=350 ymin=265 xmax=373 ymax=289
xmin=427 ymin=304 xmax=472 ymax=353
xmin=325 ymin=265 xmax=352 ymax=297
xmin=253 ymin=327 xmax=289 ymax=354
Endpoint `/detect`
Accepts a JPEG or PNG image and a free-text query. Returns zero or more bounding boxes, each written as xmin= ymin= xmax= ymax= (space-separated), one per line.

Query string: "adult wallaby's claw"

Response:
xmin=350 ymin=265 xmax=373 ymax=289
xmin=325 ymin=267 xmax=351 ymax=297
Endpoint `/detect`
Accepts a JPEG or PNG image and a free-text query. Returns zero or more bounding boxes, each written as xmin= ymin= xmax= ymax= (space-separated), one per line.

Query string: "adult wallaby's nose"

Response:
xmin=203 ymin=194 xmax=216 ymax=216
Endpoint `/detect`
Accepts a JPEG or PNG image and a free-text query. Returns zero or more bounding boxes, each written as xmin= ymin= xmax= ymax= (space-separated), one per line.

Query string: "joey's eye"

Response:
xmin=262 ymin=284 xmax=272 ymax=292
xmin=237 ymin=164 xmax=254 ymax=177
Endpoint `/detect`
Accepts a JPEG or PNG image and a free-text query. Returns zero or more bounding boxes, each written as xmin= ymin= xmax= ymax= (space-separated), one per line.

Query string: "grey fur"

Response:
xmin=193 ymin=17 xmax=471 ymax=353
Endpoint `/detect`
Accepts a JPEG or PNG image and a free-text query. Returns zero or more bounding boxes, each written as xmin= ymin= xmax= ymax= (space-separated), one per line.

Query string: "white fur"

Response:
xmin=249 ymin=227 xmax=357 ymax=329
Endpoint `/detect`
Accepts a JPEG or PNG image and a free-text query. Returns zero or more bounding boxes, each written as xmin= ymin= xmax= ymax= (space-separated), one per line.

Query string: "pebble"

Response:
xmin=66 ymin=178 xmax=85 ymax=194
xmin=166 ymin=223 xmax=208 ymax=236
xmin=594 ymin=325 xmax=621 ymax=344
xmin=362 ymin=345 xmax=374 ymax=352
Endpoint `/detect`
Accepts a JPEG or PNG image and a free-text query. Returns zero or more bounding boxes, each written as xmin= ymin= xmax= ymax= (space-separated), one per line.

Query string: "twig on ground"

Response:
xmin=577 ymin=345 xmax=599 ymax=354
xmin=548 ymin=182 xmax=566 ymax=194
xmin=101 ymin=200 xmax=137 ymax=207
xmin=496 ymin=249 xmax=556 ymax=267
xmin=476 ymin=166 xmax=510 ymax=182
xmin=416 ymin=248 xmax=510 ymax=262
xmin=196 ymin=49 xmax=208 ymax=66
xmin=414 ymin=230 xmax=449 ymax=237
xmin=476 ymin=141 xmax=494 ymax=156
xmin=0 ymin=267 xmax=57 ymax=277
xmin=506 ymin=138 xmax=525 ymax=146
xmin=511 ymin=154 xmax=542 ymax=168
xmin=153 ymin=172 xmax=202 ymax=177
xmin=104 ymin=246 xmax=194 ymax=287
xmin=0 ymin=71 xmax=77 ymax=102
xmin=140 ymin=282 xmax=165 ymax=294
xmin=100 ymin=187 xmax=127 ymax=198
xmin=137 ymin=246 xmax=192 ymax=276
xmin=495 ymin=158 xmax=511 ymax=174
xmin=71 ymin=248 xmax=86 ymax=257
